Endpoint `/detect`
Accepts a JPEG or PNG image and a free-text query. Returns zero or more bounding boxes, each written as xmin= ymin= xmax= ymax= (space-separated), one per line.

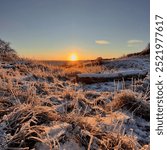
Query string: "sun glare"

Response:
xmin=69 ymin=53 xmax=78 ymax=61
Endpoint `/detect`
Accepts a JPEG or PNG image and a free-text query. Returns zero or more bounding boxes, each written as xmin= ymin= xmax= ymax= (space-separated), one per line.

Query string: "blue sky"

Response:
xmin=0 ymin=0 xmax=149 ymax=60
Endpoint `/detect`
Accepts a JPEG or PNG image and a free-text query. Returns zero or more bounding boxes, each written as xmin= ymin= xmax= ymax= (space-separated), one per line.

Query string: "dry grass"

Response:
xmin=2 ymin=104 xmax=60 ymax=149
xmin=107 ymin=90 xmax=150 ymax=121
xmin=61 ymin=64 xmax=107 ymax=78
xmin=0 ymin=56 xmax=150 ymax=149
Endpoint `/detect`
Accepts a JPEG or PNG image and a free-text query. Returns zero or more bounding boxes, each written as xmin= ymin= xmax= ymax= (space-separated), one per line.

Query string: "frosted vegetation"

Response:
xmin=0 ymin=39 xmax=150 ymax=150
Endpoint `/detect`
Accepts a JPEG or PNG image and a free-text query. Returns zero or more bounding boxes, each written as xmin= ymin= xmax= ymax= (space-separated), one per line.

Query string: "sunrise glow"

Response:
xmin=69 ymin=53 xmax=78 ymax=61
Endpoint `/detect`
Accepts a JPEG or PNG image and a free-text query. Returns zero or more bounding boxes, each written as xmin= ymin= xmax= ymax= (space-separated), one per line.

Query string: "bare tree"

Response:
xmin=0 ymin=39 xmax=18 ymax=61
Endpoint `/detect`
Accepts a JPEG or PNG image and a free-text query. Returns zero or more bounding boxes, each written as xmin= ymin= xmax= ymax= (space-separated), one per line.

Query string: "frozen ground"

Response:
xmin=0 ymin=55 xmax=149 ymax=150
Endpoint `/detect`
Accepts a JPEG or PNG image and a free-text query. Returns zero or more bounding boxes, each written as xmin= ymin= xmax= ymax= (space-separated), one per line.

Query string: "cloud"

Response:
xmin=95 ymin=40 xmax=110 ymax=45
xmin=127 ymin=40 xmax=144 ymax=47
xmin=128 ymin=40 xmax=144 ymax=44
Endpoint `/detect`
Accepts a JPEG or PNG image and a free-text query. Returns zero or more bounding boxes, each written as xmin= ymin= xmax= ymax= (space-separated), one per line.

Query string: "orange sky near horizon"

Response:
xmin=19 ymin=48 xmax=125 ymax=61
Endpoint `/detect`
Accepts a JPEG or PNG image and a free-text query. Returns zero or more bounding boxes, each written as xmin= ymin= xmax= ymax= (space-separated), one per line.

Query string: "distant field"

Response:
xmin=41 ymin=60 xmax=87 ymax=66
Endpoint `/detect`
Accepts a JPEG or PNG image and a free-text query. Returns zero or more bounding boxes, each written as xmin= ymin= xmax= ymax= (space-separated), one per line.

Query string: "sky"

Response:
xmin=0 ymin=0 xmax=150 ymax=60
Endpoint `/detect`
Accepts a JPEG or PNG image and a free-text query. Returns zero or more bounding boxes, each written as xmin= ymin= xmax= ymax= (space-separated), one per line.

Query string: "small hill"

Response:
xmin=127 ymin=43 xmax=150 ymax=57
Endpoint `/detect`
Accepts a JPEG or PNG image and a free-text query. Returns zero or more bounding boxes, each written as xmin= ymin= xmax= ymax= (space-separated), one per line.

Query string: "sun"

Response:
xmin=69 ymin=53 xmax=78 ymax=61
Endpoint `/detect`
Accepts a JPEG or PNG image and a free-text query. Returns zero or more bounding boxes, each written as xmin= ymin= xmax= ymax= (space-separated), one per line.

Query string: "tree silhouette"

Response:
xmin=0 ymin=39 xmax=18 ymax=61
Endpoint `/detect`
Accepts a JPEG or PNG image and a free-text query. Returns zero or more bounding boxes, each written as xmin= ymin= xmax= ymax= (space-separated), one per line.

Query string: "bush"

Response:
xmin=96 ymin=57 xmax=103 ymax=65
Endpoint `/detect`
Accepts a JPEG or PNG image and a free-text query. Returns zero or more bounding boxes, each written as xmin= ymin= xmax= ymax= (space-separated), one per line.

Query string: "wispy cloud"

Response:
xmin=128 ymin=40 xmax=144 ymax=44
xmin=127 ymin=40 xmax=144 ymax=47
xmin=95 ymin=40 xmax=110 ymax=45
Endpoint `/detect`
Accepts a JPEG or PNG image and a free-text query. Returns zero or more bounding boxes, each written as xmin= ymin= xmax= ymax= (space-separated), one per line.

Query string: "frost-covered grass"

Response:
xmin=0 ymin=56 xmax=150 ymax=150
xmin=107 ymin=90 xmax=150 ymax=121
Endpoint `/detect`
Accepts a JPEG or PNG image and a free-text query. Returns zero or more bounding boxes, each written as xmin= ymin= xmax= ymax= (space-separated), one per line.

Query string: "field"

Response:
xmin=0 ymin=44 xmax=150 ymax=150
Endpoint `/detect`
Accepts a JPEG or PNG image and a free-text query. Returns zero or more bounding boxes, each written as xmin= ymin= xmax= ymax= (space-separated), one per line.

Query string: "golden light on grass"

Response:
xmin=69 ymin=53 xmax=78 ymax=61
